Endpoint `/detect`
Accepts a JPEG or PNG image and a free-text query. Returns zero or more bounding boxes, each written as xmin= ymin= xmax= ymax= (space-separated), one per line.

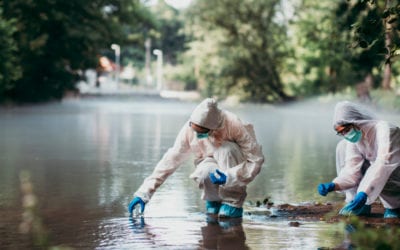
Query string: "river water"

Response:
xmin=1 ymin=96 xmax=386 ymax=249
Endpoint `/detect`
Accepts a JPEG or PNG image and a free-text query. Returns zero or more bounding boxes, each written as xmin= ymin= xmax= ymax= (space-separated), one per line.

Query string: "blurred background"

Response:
xmin=1 ymin=0 xmax=400 ymax=105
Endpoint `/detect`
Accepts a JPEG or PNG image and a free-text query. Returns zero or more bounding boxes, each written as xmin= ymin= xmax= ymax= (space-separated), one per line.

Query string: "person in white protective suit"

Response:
xmin=317 ymin=101 xmax=400 ymax=218
xmin=128 ymin=98 xmax=264 ymax=218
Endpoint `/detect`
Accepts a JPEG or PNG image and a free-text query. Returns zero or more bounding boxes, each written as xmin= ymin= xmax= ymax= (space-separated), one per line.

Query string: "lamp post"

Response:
xmin=111 ymin=43 xmax=120 ymax=89
xmin=145 ymin=38 xmax=152 ymax=86
xmin=153 ymin=49 xmax=163 ymax=91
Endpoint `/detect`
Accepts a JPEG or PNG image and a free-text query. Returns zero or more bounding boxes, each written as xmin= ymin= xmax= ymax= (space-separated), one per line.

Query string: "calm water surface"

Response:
xmin=2 ymin=96 xmax=388 ymax=249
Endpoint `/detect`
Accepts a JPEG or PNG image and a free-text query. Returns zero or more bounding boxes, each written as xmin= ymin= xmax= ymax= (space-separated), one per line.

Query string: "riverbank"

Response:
xmin=269 ymin=202 xmax=400 ymax=249
xmin=270 ymin=202 xmax=400 ymax=226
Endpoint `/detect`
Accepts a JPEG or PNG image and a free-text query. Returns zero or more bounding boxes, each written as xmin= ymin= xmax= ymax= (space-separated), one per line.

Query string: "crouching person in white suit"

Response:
xmin=318 ymin=101 xmax=400 ymax=218
xmin=128 ymin=98 xmax=264 ymax=218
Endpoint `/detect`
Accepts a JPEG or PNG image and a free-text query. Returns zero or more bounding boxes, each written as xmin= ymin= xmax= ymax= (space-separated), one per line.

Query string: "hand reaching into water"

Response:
xmin=128 ymin=196 xmax=145 ymax=215
xmin=339 ymin=192 xmax=368 ymax=216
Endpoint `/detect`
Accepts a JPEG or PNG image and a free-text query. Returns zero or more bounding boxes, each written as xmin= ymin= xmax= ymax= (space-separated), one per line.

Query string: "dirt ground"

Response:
xmin=272 ymin=202 xmax=400 ymax=227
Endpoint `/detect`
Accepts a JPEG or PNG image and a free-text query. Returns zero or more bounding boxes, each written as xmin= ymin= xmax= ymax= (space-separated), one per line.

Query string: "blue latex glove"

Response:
xmin=209 ymin=169 xmax=227 ymax=185
xmin=339 ymin=192 xmax=368 ymax=215
xmin=128 ymin=196 xmax=145 ymax=215
xmin=317 ymin=182 xmax=335 ymax=196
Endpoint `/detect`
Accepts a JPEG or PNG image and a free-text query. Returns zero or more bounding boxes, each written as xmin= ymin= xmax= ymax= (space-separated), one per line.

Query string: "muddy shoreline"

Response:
xmin=266 ymin=202 xmax=400 ymax=227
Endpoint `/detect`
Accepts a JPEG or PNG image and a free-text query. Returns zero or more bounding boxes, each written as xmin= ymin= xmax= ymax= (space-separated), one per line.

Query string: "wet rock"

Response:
xmin=245 ymin=207 xmax=272 ymax=216
xmin=288 ymin=221 xmax=301 ymax=227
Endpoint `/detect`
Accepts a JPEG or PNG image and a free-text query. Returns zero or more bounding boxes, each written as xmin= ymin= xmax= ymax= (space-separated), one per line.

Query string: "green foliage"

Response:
xmin=286 ymin=0 xmax=386 ymax=98
xmin=286 ymin=1 xmax=350 ymax=96
xmin=0 ymin=0 xmax=155 ymax=103
xmin=342 ymin=216 xmax=400 ymax=249
xmin=122 ymin=2 xmax=158 ymax=67
xmin=4 ymin=0 xmax=400 ymax=103
xmin=150 ymin=1 xmax=187 ymax=65
xmin=164 ymin=62 xmax=197 ymax=90
xmin=335 ymin=0 xmax=386 ymax=74
xmin=0 ymin=8 xmax=21 ymax=102
xmin=185 ymin=0 xmax=292 ymax=102
xmin=332 ymin=0 xmax=400 ymax=90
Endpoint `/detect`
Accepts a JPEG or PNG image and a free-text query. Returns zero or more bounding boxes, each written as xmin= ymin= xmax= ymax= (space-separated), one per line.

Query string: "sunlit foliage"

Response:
xmin=184 ymin=0 xmax=292 ymax=102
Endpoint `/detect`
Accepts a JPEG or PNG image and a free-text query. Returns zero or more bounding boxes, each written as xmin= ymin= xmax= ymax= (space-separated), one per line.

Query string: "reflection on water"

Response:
xmin=244 ymin=219 xmax=343 ymax=249
xmin=96 ymin=214 xmax=342 ymax=249
xmin=0 ymin=97 xmax=359 ymax=248
xmin=201 ymin=217 xmax=248 ymax=250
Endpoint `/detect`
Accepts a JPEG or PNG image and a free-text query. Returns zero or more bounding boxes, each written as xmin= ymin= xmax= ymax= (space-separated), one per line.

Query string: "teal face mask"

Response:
xmin=344 ymin=128 xmax=362 ymax=143
xmin=196 ymin=132 xmax=209 ymax=139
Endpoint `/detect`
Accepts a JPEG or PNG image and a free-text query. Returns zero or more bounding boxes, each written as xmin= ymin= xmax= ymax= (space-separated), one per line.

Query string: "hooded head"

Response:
xmin=333 ymin=101 xmax=377 ymax=129
xmin=190 ymin=98 xmax=223 ymax=130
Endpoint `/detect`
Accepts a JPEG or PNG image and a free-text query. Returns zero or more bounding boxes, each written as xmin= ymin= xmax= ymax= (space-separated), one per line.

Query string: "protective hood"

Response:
xmin=333 ymin=101 xmax=377 ymax=129
xmin=190 ymin=98 xmax=223 ymax=130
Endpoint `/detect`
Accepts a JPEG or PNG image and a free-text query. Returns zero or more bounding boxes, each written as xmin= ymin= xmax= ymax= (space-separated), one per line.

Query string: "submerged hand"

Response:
xmin=339 ymin=192 xmax=368 ymax=215
xmin=128 ymin=196 xmax=145 ymax=215
xmin=317 ymin=182 xmax=335 ymax=196
xmin=209 ymin=169 xmax=227 ymax=185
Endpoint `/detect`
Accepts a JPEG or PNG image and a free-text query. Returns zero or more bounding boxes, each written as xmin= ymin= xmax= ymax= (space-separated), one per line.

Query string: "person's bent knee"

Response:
xmin=213 ymin=142 xmax=243 ymax=166
xmin=190 ymin=160 xmax=218 ymax=185
xmin=215 ymin=142 xmax=238 ymax=156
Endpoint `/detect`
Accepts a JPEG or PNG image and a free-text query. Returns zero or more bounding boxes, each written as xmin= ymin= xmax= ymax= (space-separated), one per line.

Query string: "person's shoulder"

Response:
xmin=223 ymin=110 xmax=234 ymax=118
xmin=373 ymin=120 xmax=400 ymax=136
xmin=375 ymin=120 xmax=391 ymax=129
xmin=177 ymin=120 xmax=193 ymax=137
xmin=222 ymin=110 xmax=243 ymax=124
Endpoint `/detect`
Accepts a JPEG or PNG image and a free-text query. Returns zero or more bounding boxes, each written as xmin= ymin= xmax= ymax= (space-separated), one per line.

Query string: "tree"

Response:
xmin=186 ymin=0 xmax=292 ymax=102
xmin=1 ymin=0 xmax=155 ymax=103
xmin=0 ymin=8 xmax=21 ymax=102
xmin=285 ymin=1 xmax=347 ymax=95
xmin=150 ymin=1 xmax=187 ymax=65
xmin=335 ymin=0 xmax=400 ymax=90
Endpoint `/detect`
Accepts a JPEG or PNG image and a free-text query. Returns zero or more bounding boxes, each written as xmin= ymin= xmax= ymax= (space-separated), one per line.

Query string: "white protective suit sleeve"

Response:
xmin=134 ymin=123 xmax=192 ymax=203
xmin=357 ymin=121 xmax=398 ymax=204
xmin=222 ymin=113 xmax=264 ymax=188
xmin=333 ymin=142 xmax=365 ymax=190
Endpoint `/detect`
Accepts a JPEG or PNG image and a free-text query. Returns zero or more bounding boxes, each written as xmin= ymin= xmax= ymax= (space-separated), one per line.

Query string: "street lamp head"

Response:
xmin=153 ymin=49 xmax=162 ymax=55
xmin=111 ymin=44 xmax=120 ymax=56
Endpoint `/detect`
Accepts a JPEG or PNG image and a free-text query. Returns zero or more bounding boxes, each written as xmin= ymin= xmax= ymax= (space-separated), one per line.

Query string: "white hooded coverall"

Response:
xmin=134 ymin=98 xmax=264 ymax=208
xmin=333 ymin=101 xmax=400 ymax=209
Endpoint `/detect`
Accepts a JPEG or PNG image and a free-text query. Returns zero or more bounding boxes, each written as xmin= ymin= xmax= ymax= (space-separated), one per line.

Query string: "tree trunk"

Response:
xmin=382 ymin=0 xmax=392 ymax=90
xmin=356 ymin=73 xmax=373 ymax=103
xmin=382 ymin=61 xmax=391 ymax=90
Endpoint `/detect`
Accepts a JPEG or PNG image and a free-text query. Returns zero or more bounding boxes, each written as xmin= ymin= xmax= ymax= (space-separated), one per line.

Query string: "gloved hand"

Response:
xmin=339 ymin=192 xmax=368 ymax=215
xmin=317 ymin=182 xmax=335 ymax=196
xmin=209 ymin=169 xmax=227 ymax=185
xmin=128 ymin=196 xmax=145 ymax=215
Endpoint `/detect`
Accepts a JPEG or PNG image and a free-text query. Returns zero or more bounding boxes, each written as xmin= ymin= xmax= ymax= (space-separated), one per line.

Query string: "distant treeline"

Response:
xmin=1 ymin=0 xmax=400 ymax=103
